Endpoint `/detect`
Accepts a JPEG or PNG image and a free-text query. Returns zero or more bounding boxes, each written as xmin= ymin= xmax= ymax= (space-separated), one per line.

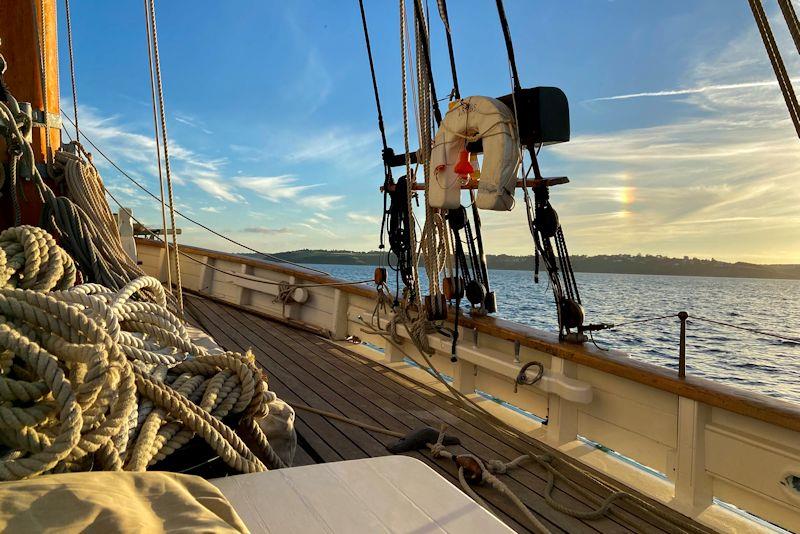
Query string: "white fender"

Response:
xmin=429 ymin=96 xmax=520 ymax=211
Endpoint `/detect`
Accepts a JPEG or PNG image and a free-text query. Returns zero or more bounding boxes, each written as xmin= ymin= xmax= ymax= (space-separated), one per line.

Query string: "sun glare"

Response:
xmin=617 ymin=186 xmax=635 ymax=205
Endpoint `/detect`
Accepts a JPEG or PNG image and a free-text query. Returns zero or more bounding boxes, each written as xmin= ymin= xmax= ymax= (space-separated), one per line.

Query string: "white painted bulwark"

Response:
xmin=211 ymin=456 xmax=514 ymax=533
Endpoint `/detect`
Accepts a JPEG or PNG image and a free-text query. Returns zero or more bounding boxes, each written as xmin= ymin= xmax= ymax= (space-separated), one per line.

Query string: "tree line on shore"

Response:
xmin=245 ymin=250 xmax=800 ymax=280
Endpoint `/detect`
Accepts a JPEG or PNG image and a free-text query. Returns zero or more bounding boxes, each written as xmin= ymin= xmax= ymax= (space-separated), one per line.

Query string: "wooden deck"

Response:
xmin=186 ymin=294 xmax=710 ymax=534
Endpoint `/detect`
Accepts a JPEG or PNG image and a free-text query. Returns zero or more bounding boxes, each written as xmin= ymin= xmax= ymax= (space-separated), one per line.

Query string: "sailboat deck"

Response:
xmin=186 ymin=294 xmax=708 ymax=534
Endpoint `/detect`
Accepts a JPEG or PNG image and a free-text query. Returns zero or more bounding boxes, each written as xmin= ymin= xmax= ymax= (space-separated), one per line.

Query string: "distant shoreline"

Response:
xmin=244 ymin=251 xmax=800 ymax=281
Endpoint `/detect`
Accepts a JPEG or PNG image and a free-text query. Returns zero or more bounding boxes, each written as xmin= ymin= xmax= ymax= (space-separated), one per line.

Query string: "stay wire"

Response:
xmin=494 ymin=0 xmax=521 ymax=92
xmin=60 ymin=112 xmax=330 ymax=277
xmin=437 ymin=0 xmax=460 ymax=100
xmin=357 ymin=0 xmax=392 ymax=253
xmin=777 ymin=0 xmax=800 ymax=57
xmin=357 ymin=0 xmax=390 ymax=157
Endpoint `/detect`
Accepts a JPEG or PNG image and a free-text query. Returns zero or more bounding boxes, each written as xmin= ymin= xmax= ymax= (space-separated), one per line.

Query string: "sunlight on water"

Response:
xmin=309 ymin=264 xmax=800 ymax=405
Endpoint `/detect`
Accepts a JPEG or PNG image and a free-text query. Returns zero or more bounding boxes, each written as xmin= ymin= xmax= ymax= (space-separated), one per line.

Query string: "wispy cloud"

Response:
xmin=284 ymin=129 xmax=376 ymax=164
xmin=296 ymin=222 xmax=336 ymax=237
xmin=173 ymin=113 xmax=213 ymax=134
xmin=236 ymin=175 xmax=318 ymax=202
xmin=242 ymin=227 xmax=292 ymax=234
xmin=347 ymin=212 xmax=381 ymax=224
xmin=195 ymin=178 xmax=243 ymax=203
xmin=299 ymin=195 xmax=344 ymax=210
xmin=68 ymin=104 xmax=243 ymax=205
xmin=200 ymin=206 xmax=221 ymax=213
xmin=585 ymin=80 xmax=779 ymax=102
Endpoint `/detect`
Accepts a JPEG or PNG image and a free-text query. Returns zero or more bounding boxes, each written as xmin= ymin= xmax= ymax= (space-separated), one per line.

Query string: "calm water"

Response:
xmin=305 ymin=264 xmax=800 ymax=405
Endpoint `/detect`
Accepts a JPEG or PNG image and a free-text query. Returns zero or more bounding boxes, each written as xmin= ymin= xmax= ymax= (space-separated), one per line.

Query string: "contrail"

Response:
xmin=586 ymin=80 xmax=778 ymax=102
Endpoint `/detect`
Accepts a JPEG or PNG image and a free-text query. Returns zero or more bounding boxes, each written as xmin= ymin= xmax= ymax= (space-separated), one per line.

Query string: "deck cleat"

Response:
xmin=386 ymin=426 xmax=460 ymax=454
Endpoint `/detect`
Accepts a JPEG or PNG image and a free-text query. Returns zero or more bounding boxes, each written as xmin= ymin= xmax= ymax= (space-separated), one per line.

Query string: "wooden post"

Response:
xmin=0 ymin=0 xmax=61 ymax=228
xmin=678 ymin=311 xmax=688 ymax=378
xmin=0 ymin=0 xmax=60 ymax=163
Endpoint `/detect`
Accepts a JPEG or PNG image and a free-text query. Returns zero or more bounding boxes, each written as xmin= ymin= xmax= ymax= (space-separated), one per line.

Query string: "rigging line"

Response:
xmin=436 ymin=0 xmax=460 ymax=100
xmin=356 ymin=0 xmax=390 ymax=160
xmin=143 ymin=1 xmax=175 ymax=302
xmin=436 ymin=0 xmax=491 ymax=295
xmin=690 ymin=315 xmax=800 ymax=344
xmin=494 ymin=0 xmax=521 ymax=93
xmin=63 ymin=0 xmax=80 ymax=143
xmin=146 ymin=0 xmax=184 ymax=316
xmin=749 ymin=0 xmax=800 ymax=138
xmin=606 ymin=313 xmax=678 ymax=329
xmin=777 ymin=0 xmax=800 ymax=56
xmin=30 ymin=0 xmax=52 ymax=166
xmin=400 ymin=0 xmax=423 ymax=305
xmin=412 ymin=0 xmax=443 ymax=126
xmin=357 ymin=0 xmax=392 ymax=251
xmin=60 ymin=112 xmax=330 ymax=277
xmin=104 ymin=185 xmax=370 ymax=289
xmin=142 ymin=0 xmax=172 ymax=298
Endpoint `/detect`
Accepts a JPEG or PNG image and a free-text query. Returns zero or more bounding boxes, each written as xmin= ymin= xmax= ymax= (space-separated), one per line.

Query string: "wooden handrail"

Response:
xmin=137 ymin=238 xmax=800 ymax=432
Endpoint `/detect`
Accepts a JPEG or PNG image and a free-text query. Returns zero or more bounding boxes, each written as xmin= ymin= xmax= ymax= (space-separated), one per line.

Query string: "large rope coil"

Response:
xmin=0 ymin=225 xmax=76 ymax=290
xmin=0 ymin=232 xmax=287 ymax=480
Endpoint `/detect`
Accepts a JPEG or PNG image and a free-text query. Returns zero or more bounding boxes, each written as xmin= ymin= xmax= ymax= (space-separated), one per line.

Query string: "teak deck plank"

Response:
xmin=185 ymin=295 xmax=708 ymax=534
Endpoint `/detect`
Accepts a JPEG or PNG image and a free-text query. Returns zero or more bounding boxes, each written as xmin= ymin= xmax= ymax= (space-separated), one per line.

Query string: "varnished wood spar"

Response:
xmin=381 ymin=176 xmax=570 ymax=192
xmin=0 ymin=0 xmax=61 ymax=230
xmin=0 ymin=0 xmax=60 ymax=164
xmin=136 ymin=238 xmax=800 ymax=433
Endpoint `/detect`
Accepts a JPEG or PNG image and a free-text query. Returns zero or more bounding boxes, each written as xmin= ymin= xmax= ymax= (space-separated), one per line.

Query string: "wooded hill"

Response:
xmin=245 ymin=250 xmax=800 ymax=280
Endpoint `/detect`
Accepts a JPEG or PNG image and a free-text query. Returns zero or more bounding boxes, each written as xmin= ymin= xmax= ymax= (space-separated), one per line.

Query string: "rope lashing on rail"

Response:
xmin=0 ymin=232 xmax=287 ymax=479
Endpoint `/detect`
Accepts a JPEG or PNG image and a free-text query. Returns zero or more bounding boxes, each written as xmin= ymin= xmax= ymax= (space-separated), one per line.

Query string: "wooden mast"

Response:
xmin=0 ymin=0 xmax=61 ymax=225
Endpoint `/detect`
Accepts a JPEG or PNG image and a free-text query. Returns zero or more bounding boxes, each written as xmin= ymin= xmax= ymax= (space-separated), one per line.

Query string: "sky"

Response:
xmin=54 ymin=1 xmax=800 ymax=263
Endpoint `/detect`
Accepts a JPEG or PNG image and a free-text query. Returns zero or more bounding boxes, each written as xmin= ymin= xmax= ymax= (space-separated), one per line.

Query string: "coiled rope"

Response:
xmin=0 ymin=228 xmax=286 ymax=480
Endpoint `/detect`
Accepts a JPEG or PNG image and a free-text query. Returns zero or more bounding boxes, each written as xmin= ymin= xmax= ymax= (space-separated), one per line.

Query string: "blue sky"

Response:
xmin=57 ymin=1 xmax=800 ymax=263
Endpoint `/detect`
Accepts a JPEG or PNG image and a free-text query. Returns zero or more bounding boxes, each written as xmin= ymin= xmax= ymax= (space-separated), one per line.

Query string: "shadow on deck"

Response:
xmin=185 ymin=294 xmax=709 ymax=534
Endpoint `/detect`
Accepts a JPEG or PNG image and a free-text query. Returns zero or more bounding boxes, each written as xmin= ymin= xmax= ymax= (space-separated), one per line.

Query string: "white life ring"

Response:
xmin=429 ymin=96 xmax=520 ymax=211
